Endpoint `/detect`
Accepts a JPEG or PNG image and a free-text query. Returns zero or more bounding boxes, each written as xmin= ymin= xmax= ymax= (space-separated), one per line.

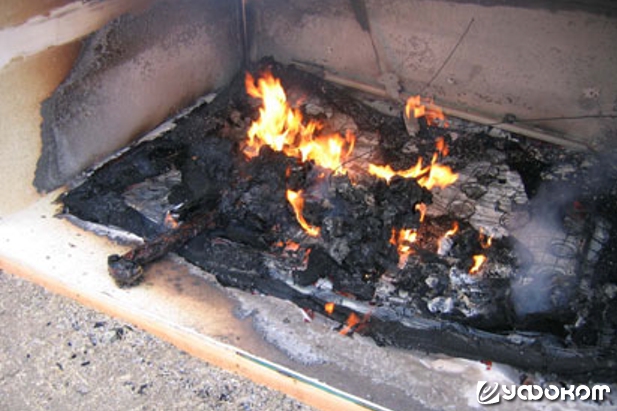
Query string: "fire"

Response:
xmin=479 ymin=228 xmax=493 ymax=249
xmin=286 ymin=190 xmax=320 ymax=237
xmin=404 ymin=95 xmax=446 ymax=127
xmin=369 ymin=137 xmax=458 ymax=190
xmin=469 ymin=254 xmax=487 ymax=274
xmin=275 ymin=239 xmax=301 ymax=252
xmin=285 ymin=240 xmax=301 ymax=252
xmin=298 ymin=130 xmax=355 ymax=173
xmin=339 ymin=312 xmax=360 ymax=335
xmin=417 ymin=161 xmax=459 ymax=190
xmin=390 ymin=227 xmax=418 ymax=268
xmin=324 ymin=302 xmax=335 ymax=315
xmin=435 ymin=136 xmax=449 ymax=157
xmin=415 ymin=203 xmax=427 ymax=223
xmin=469 ymin=229 xmax=492 ymax=273
xmin=444 ymin=221 xmax=459 ymax=238
xmin=245 ymin=72 xmax=355 ymax=174
xmin=437 ymin=221 xmax=458 ymax=255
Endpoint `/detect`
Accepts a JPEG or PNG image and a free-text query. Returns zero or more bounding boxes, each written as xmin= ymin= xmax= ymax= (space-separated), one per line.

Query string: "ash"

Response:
xmin=61 ymin=59 xmax=617 ymax=382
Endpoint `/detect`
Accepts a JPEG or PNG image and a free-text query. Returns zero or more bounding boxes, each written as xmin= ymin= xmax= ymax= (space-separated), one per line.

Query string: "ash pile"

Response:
xmin=61 ymin=59 xmax=617 ymax=382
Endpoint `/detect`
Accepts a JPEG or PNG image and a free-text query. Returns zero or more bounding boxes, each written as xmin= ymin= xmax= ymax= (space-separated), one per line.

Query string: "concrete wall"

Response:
xmin=252 ymin=0 xmax=617 ymax=148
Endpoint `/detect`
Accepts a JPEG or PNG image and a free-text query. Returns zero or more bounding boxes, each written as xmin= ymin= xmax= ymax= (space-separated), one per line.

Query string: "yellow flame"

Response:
xmin=415 ymin=203 xmax=427 ymax=223
xmin=245 ymin=72 xmax=355 ymax=174
xmin=479 ymin=228 xmax=493 ymax=249
xmin=286 ymin=190 xmax=320 ymax=237
xmin=324 ymin=302 xmax=335 ymax=315
xmin=437 ymin=221 xmax=459 ymax=254
xmin=469 ymin=255 xmax=487 ymax=274
xmin=369 ymin=140 xmax=458 ymax=190
xmin=404 ymin=95 xmax=446 ymax=126
xmin=390 ymin=227 xmax=418 ymax=268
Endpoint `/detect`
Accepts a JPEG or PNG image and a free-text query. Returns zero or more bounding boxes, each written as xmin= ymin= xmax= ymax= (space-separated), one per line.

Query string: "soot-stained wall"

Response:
xmin=35 ymin=0 xmax=242 ymax=192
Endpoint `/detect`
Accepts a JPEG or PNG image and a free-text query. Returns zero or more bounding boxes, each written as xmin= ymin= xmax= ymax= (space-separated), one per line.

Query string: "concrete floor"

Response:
xmin=0 ymin=270 xmax=315 ymax=411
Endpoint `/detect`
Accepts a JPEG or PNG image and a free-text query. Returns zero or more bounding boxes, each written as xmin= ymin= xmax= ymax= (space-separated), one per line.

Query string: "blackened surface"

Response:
xmin=61 ymin=59 xmax=617 ymax=382
xmin=293 ymin=247 xmax=331 ymax=287
xmin=35 ymin=0 xmax=242 ymax=192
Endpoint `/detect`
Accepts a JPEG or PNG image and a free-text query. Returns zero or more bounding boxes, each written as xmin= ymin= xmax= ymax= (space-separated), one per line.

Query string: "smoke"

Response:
xmin=509 ymin=149 xmax=617 ymax=327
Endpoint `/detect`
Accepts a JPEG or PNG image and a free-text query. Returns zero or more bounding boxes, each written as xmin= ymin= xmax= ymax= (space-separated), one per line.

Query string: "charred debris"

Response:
xmin=61 ymin=59 xmax=617 ymax=382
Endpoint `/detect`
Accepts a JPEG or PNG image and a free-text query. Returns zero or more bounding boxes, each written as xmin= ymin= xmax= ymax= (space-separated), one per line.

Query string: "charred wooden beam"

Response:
xmin=108 ymin=211 xmax=217 ymax=287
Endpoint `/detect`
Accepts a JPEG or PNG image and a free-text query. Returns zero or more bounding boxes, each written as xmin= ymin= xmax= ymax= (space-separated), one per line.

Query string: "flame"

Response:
xmin=369 ymin=139 xmax=458 ymax=190
xmin=479 ymin=228 xmax=493 ymax=249
xmin=437 ymin=221 xmax=458 ymax=255
xmin=398 ymin=228 xmax=418 ymax=255
xmin=339 ymin=311 xmax=371 ymax=335
xmin=391 ymin=228 xmax=418 ymax=268
xmin=417 ymin=138 xmax=459 ymax=190
xmin=417 ymin=163 xmax=459 ymax=190
xmin=469 ymin=255 xmax=487 ymax=274
xmin=298 ymin=130 xmax=356 ymax=174
xmin=404 ymin=95 xmax=446 ymax=127
xmin=284 ymin=240 xmax=301 ymax=252
xmin=245 ymin=72 xmax=355 ymax=174
xmin=324 ymin=302 xmax=335 ymax=315
xmin=339 ymin=312 xmax=360 ymax=335
xmin=286 ymin=190 xmax=320 ymax=237
xmin=275 ymin=239 xmax=301 ymax=252
xmin=435 ymin=136 xmax=449 ymax=157
xmin=415 ymin=203 xmax=427 ymax=223
xmin=444 ymin=221 xmax=459 ymax=238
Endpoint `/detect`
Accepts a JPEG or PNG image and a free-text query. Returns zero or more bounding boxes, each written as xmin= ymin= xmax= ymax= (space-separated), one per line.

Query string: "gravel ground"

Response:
xmin=0 ymin=270 xmax=316 ymax=411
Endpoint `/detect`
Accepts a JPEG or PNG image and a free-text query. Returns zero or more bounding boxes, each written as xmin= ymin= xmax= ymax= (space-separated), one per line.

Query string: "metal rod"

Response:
xmin=293 ymin=62 xmax=591 ymax=151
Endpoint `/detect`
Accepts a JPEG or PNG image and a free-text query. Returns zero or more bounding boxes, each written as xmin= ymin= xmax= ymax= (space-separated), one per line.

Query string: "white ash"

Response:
xmin=425 ymin=275 xmax=440 ymax=289
xmin=437 ymin=236 xmax=454 ymax=256
xmin=404 ymin=115 xmax=421 ymax=136
xmin=427 ymin=296 xmax=454 ymax=314
xmin=233 ymin=294 xmax=329 ymax=366
xmin=427 ymin=160 xmax=529 ymax=238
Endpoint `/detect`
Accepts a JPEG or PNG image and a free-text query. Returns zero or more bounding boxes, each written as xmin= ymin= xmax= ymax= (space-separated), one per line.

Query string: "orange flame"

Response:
xmin=435 ymin=136 xmax=449 ymax=157
xmin=437 ymin=221 xmax=459 ymax=254
xmin=324 ymin=302 xmax=335 ymax=315
xmin=415 ymin=203 xmax=427 ymax=223
xmin=284 ymin=240 xmax=301 ymax=252
xmin=479 ymin=228 xmax=493 ymax=249
xmin=444 ymin=221 xmax=459 ymax=238
xmin=245 ymin=72 xmax=355 ymax=174
xmin=369 ymin=140 xmax=458 ymax=190
xmin=339 ymin=312 xmax=361 ymax=335
xmin=391 ymin=228 xmax=418 ymax=268
xmin=286 ymin=190 xmax=320 ymax=237
xmin=469 ymin=255 xmax=487 ymax=274
xmin=404 ymin=95 xmax=446 ymax=127
xmin=417 ymin=162 xmax=459 ymax=190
